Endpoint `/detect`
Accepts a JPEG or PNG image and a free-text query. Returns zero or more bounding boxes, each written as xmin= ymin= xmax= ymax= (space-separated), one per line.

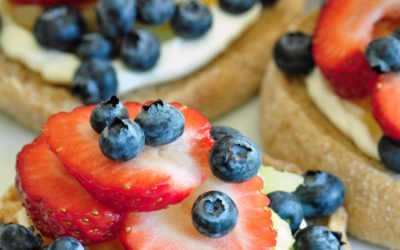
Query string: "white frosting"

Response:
xmin=0 ymin=4 xmax=262 ymax=95
xmin=305 ymin=69 xmax=380 ymax=160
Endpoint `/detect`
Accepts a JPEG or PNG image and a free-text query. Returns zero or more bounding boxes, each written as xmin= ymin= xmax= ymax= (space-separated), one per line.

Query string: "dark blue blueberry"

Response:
xmin=209 ymin=135 xmax=261 ymax=183
xmin=137 ymin=0 xmax=176 ymax=25
xmin=100 ymin=118 xmax=145 ymax=161
xmin=261 ymin=0 xmax=278 ymax=7
xmin=96 ymin=0 xmax=136 ymax=38
xmin=121 ymin=30 xmax=160 ymax=71
xmin=34 ymin=5 xmax=85 ymax=51
xmin=378 ymin=136 xmax=400 ymax=173
xmin=267 ymin=191 xmax=304 ymax=233
xmin=48 ymin=237 xmax=83 ymax=250
xmin=171 ymin=0 xmax=212 ymax=39
xmin=294 ymin=226 xmax=343 ymax=250
xmin=294 ymin=171 xmax=345 ymax=218
xmin=210 ymin=126 xmax=241 ymax=141
xmin=192 ymin=191 xmax=238 ymax=238
xmin=72 ymin=59 xmax=117 ymax=105
xmin=0 ymin=223 xmax=42 ymax=250
xmin=366 ymin=37 xmax=400 ymax=74
xmin=134 ymin=100 xmax=185 ymax=146
xmin=219 ymin=0 xmax=257 ymax=14
xmin=273 ymin=32 xmax=315 ymax=75
xmin=90 ymin=96 xmax=129 ymax=134
xmin=76 ymin=33 xmax=115 ymax=60
xmin=393 ymin=28 xmax=400 ymax=41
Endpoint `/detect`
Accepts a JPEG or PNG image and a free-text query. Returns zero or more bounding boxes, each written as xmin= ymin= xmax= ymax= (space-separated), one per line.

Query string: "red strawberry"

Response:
xmin=313 ymin=0 xmax=400 ymax=99
xmin=120 ymin=174 xmax=277 ymax=250
xmin=43 ymin=102 xmax=213 ymax=212
xmin=16 ymin=137 xmax=123 ymax=245
xmin=372 ymin=73 xmax=400 ymax=139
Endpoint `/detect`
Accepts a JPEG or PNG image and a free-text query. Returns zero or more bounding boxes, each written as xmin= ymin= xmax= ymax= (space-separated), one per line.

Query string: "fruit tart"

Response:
xmin=261 ymin=0 xmax=400 ymax=248
xmin=0 ymin=97 xmax=349 ymax=249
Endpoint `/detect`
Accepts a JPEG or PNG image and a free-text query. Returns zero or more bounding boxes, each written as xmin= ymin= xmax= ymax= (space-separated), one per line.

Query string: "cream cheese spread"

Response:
xmin=0 ymin=3 xmax=262 ymax=95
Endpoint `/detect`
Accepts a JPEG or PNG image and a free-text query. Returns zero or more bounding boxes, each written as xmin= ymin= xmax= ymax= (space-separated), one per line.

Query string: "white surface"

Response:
xmin=0 ymin=97 xmax=385 ymax=249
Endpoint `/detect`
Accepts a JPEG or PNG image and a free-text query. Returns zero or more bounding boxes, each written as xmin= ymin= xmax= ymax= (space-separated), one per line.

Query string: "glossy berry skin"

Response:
xmin=210 ymin=125 xmax=241 ymax=141
xmin=267 ymin=191 xmax=304 ymax=233
xmin=273 ymin=32 xmax=315 ymax=75
xmin=294 ymin=171 xmax=345 ymax=218
xmin=100 ymin=118 xmax=145 ymax=161
xmin=192 ymin=191 xmax=238 ymax=238
xmin=90 ymin=96 xmax=129 ymax=134
xmin=294 ymin=226 xmax=342 ymax=250
xmin=137 ymin=0 xmax=175 ymax=25
xmin=76 ymin=33 xmax=115 ymax=60
xmin=0 ymin=223 xmax=42 ymax=250
xmin=378 ymin=136 xmax=400 ymax=173
xmin=33 ymin=5 xmax=85 ymax=51
xmin=134 ymin=100 xmax=185 ymax=146
xmin=72 ymin=59 xmax=117 ymax=105
xmin=96 ymin=0 xmax=136 ymax=38
xmin=219 ymin=0 xmax=257 ymax=14
xmin=121 ymin=30 xmax=161 ymax=71
xmin=171 ymin=0 xmax=212 ymax=39
xmin=48 ymin=237 xmax=84 ymax=250
xmin=394 ymin=29 xmax=400 ymax=41
xmin=209 ymin=135 xmax=261 ymax=183
xmin=365 ymin=37 xmax=400 ymax=74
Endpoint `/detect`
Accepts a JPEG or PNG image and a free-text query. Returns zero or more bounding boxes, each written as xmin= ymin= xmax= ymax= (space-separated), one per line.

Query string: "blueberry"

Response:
xmin=0 ymin=223 xmax=42 ymax=250
xmin=393 ymin=28 xmax=400 ymax=41
xmin=294 ymin=171 xmax=345 ymax=218
xmin=273 ymin=32 xmax=315 ymax=75
xmin=366 ymin=37 xmax=400 ymax=74
xmin=121 ymin=30 xmax=161 ymax=71
xmin=267 ymin=191 xmax=304 ymax=233
xmin=294 ymin=226 xmax=343 ymax=250
xmin=209 ymin=135 xmax=261 ymax=183
xmin=72 ymin=59 xmax=117 ymax=105
xmin=96 ymin=0 xmax=136 ymax=38
xmin=171 ymin=0 xmax=212 ymax=39
xmin=90 ymin=96 xmax=129 ymax=134
xmin=76 ymin=33 xmax=115 ymax=60
xmin=34 ymin=5 xmax=85 ymax=51
xmin=210 ymin=126 xmax=241 ymax=141
xmin=47 ymin=237 xmax=83 ymax=250
xmin=100 ymin=118 xmax=145 ymax=161
xmin=134 ymin=100 xmax=185 ymax=146
xmin=192 ymin=191 xmax=238 ymax=238
xmin=261 ymin=0 xmax=278 ymax=6
xmin=378 ymin=136 xmax=400 ymax=173
xmin=219 ymin=0 xmax=257 ymax=14
xmin=137 ymin=0 xmax=175 ymax=25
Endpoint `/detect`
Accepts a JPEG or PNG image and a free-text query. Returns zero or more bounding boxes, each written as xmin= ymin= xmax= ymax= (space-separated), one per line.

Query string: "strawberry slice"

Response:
xmin=372 ymin=73 xmax=400 ymax=139
xmin=120 ymin=174 xmax=277 ymax=250
xmin=16 ymin=137 xmax=123 ymax=245
xmin=43 ymin=102 xmax=213 ymax=212
xmin=313 ymin=0 xmax=400 ymax=99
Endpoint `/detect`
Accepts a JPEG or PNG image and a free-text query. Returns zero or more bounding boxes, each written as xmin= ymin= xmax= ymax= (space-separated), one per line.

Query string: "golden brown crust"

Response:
xmin=0 ymin=0 xmax=305 ymax=131
xmin=260 ymin=11 xmax=400 ymax=249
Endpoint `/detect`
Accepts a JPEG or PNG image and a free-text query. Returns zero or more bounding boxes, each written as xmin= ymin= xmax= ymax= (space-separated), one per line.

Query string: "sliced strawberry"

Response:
xmin=43 ymin=102 xmax=213 ymax=212
xmin=120 ymin=174 xmax=277 ymax=250
xmin=16 ymin=137 xmax=123 ymax=245
xmin=313 ymin=0 xmax=400 ymax=99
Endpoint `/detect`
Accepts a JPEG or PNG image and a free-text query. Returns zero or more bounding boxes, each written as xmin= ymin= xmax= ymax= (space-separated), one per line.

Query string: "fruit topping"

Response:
xmin=210 ymin=125 xmax=241 ymax=141
xmin=394 ymin=28 xmax=400 ymax=40
xmin=47 ymin=236 xmax=84 ymax=250
xmin=16 ymin=137 xmax=123 ymax=244
xmin=260 ymin=0 xmax=278 ymax=7
xmin=171 ymin=0 xmax=213 ymax=39
xmin=294 ymin=171 xmax=345 ymax=218
xmin=42 ymin=102 xmax=213 ymax=212
xmin=219 ymin=0 xmax=257 ymax=15
xmin=365 ymin=37 xmax=400 ymax=74
xmin=258 ymin=166 xmax=304 ymax=194
xmin=137 ymin=0 xmax=176 ymax=25
xmin=0 ymin=223 xmax=42 ymax=250
xmin=72 ymin=59 xmax=117 ymax=105
xmin=134 ymin=100 xmax=185 ymax=146
xmin=294 ymin=226 xmax=343 ymax=250
xmin=33 ymin=5 xmax=86 ymax=51
xmin=76 ymin=33 xmax=115 ymax=61
xmin=267 ymin=191 xmax=304 ymax=233
xmin=100 ymin=118 xmax=145 ymax=161
xmin=209 ymin=135 xmax=261 ymax=183
xmin=192 ymin=191 xmax=238 ymax=238
xmin=121 ymin=30 xmax=161 ymax=71
xmin=378 ymin=135 xmax=400 ymax=173
xmin=11 ymin=0 xmax=92 ymax=5
xmin=273 ymin=32 xmax=315 ymax=75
